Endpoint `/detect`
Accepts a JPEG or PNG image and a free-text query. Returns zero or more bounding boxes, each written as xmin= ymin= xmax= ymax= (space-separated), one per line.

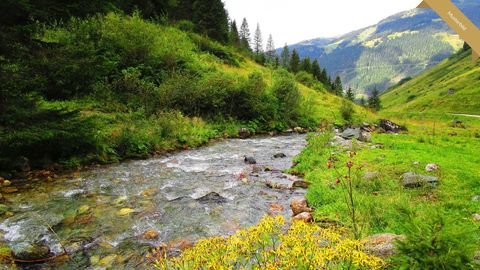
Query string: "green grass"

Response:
xmin=381 ymin=50 xmax=480 ymax=114
xmin=291 ymin=118 xmax=480 ymax=267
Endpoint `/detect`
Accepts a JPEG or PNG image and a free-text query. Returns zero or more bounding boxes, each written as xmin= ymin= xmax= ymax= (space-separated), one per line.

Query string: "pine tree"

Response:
xmin=368 ymin=87 xmax=382 ymax=111
xmin=359 ymin=96 xmax=366 ymax=106
xmin=333 ymin=76 xmax=343 ymax=96
xmin=229 ymin=20 xmax=240 ymax=47
xmin=320 ymin=68 xmax=329 ymax=85
xmin=239 ymin=18 xmax=251 ymax=51
xmin=265 ymin=34 xmax=276 ymax=61
xmin=192 ymin=0 xmax=229 ymax=43
xmin=289 ymin=49 xmax=300 ymax=73
xmin=300 ymin=57 xmax=312 ymax=73
xmin=280 ymin=44 xmax=290 ymax=68
xmin=253 ymin=23 xmax=263 ymax=55
xmin=311 ymin=59 xmax=321 ymax=80
xmin=346 ymin=87 xmax=355 ymax=101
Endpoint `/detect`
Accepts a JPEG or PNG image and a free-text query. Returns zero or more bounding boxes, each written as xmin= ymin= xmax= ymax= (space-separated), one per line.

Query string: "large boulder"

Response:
xmin=364 ymin=233 xmax=405 ymax=258
xmin=12 ymin=244 xmax=51 ymax=261
xmin=379 ymin=119 xmax=404 ymax=133
xmin=290 ymin=198 xmax=313 ymax=216
xmin=402 ymin=172 xmax=438 ymax=188
xmin=340 ymin=128 xmax=361 ymax=140
xmin=293 ymin=212 xmax=313 ymax=223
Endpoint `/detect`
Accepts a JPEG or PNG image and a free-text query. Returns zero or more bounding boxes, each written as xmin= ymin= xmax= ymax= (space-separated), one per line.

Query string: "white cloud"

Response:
xmin=223 ymin=0 xmax=422 ymax=47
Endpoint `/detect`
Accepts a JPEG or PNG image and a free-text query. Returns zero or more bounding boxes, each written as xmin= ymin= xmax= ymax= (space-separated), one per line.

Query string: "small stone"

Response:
xmin=141 ymin=188 xmax=156 ymax=197
xmin=2 ymin=180 xmax=11 ymax=187
xmin=293 ymin=212 xmax=313 ymax=222
xmin=364 ymin=233 xmax=405 ymax=258
xmin=98 ymin=254 xmax=117 ymax=268
xmin=117 ymin=208 xmax=135 ymax=216
xmin=292 ymin=180 xmax=310 ymax=189
xmin=78 ymin=205 xmax=90 ymax=214
xmin=473 ymin=214 xmax=480 ymax=221
xmin=143 ymin=229 xmax=160 ymax=240
xmin=90 ymin=255 xmax=100 ymax=265
xmin=425 ymin=163 xmax=439 ymax=172
xmin=244 ymin=156 xmax=256 ymax=164
xmin=273 ymin=153 xmax=287 ymax=159
xmin=2 ymin=187 xmax=18 ymax=194
xmin=268 ymin=203 xmax=284 ymax=216
xmin=241 ymin=178 xmax=248 ymax=184
xmin=290 ymin=198 xmax=313 ymax=216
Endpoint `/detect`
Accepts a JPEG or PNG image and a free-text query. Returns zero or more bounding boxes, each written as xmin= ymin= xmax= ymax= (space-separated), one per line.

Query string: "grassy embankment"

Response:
xmin=0 ymin=12 xmax=372 ymax=175
xmin=292 ymin=50 xmax=480 ymax=268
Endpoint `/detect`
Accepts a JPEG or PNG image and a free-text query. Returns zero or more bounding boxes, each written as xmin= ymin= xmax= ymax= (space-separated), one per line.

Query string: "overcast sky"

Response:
xmin=223 ymin=0 xmax=422 ymax=47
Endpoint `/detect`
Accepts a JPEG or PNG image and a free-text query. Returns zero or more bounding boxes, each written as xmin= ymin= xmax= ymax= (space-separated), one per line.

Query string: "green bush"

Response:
xmin=340 ymin=100 xmax=355 ymax=124
xmin=392 ymin=211 xmax=476 ymax=269
xmin=271 ymin=69 xmax=301 ymax=125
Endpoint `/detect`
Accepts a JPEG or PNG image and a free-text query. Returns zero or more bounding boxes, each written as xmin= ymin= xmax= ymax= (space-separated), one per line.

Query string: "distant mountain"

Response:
xmin=381 ymin=49 xmax=480 ymax=115
xmin=287 ymin=0 xmax=480 ymax=96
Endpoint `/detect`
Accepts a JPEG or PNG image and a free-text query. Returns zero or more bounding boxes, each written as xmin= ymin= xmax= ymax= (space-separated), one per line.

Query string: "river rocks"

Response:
xmin=273 ymin=153 xmax=287 ymax=159
xmin=1 ymin=179 xmax=11 ymax=187
xmin=293 ymin=212 xmax=313 ymax=222
xmin=238 ymin=128 xmax=251 ymax=139
xmin=98 ymin=254 xmax=117 ymax=268
xmin=341 ymin=128 xmax=361 ymax=140
xmin=379 ymin=119 xmax=404 ymax=133
xmin=402 ymin=172 xmax=439 ymax=188
xmin=12 ymin=243 xmax=51 ymax=261
xmin=268 ymin=203 xmax=284 ymax=216
xmin=28 ymin=170 xmax=56 ymax=181
xmin=196 ymin=192 xmax=227 ymax=204
xmin=265 ymin=179 xmax=291 ymax=190
xmin=143 ymin=229 xmax=160 ymax=240
xmin=294 ymin=127 xmax=307 ymax=134
xmin=117 ymin=208 xmax=135 ymax=216
xmin=244 ymin=156 xmax=257 ymax=164
xmin=425 ymin=163 xmax=439 ymax=172
xmin=1 ymin=187 xmax=18 ymax=194
xmin=364 ymin=233 xmax=404 ymax=258
xmin=290 ymin=198 xmax=313 ymax=216
xmin=77 ymin=205 xmax=90 ymax=215
xmin=292 ymin=180 xmax=310 ymax=189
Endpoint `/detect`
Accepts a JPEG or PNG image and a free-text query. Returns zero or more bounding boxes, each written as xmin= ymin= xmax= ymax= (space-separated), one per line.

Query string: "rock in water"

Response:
xmin=273 ymin=153 xmax=287 ymax=158
xmin=402 ymin=172 xmax=438 ymax=188
xmin=244 ymin=156 xmax=256 ymax=164
xmin=12 ymin=244 xmax=51 ymax=261
xmin=117 ymin=208 xmax=135 ymax=216
xmin=196 ymin=192 xmax=227 ymax=204
xmin=143 ymin=229 xmax=160 ymax=240
xmin=290 ymin=198 xmax=313 ymax=216
xmin=364 ymin=233 xmax=405 ymax=258
xmin=238 ymin=128 xmax=251 ymax=139
xmin=293 ymin=212 xmax=313 ymax=222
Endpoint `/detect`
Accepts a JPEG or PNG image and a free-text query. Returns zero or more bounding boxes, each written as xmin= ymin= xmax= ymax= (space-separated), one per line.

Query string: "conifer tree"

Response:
xmin=300 ymin=58 xmax=312 ymax=73
xmin=289 ymin=49 xmax=300 ymax=73
xmin=333 ymin=76 xmax=343 ymax=96
xmin=265 ymin=34 xmax=276 ymax=61
xmin=229 ymin=20 xmax=240 ymax=47
xmin=346 ymin=87 xmax=355 ymax=101
xmin=320 ymin=68 xmax=329 ymax=85
xmin=368 ymin=87 xmax=382 ymax=111
xmin=239 ymin=18 xmax=251 ymax=50
xmin=359 ymin=96 xmax=366 ymax=106
xmin=280 ymin=44 xmax=290 ymax=68
xmin=311 ymin=59 xmax=321 ymax=80
xmin=192 ymin=0 xmax=229 ymax=43
xmin=253 ymin=23 xmax=263 ymax=55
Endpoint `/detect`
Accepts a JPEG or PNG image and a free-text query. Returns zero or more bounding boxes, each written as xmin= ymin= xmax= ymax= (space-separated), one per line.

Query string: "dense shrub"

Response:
xmin=271 ymin=69 xmax=301 ymax=125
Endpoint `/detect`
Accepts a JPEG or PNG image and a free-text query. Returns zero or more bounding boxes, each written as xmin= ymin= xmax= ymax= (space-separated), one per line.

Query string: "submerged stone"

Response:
xmin=196 ymin=192 xmax=227 ymax=204
xmin=117 ymin=208 xmax=135 ymax=216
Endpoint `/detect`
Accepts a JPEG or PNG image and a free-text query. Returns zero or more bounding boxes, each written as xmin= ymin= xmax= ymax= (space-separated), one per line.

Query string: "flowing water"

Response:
xmin=0 ymin=134 xmax=308 ymax=269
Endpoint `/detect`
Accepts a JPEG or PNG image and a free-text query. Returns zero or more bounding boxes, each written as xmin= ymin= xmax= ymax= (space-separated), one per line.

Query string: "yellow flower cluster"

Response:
xmin=151 ymin=216 xmax=384 ymax=270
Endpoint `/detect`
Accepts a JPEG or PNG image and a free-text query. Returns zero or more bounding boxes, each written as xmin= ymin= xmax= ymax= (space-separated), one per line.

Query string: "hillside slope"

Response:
xmin=288 ymin=0 xmax=480 ymax=95
xmin=381 ymin=50 xmax=480 ymax=114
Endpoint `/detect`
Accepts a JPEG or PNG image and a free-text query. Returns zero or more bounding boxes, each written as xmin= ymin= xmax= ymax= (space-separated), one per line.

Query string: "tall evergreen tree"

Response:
xmin=229 ymin=20 xmax=240 ymax=47
xmin=289 ymin=49 xmax=300 ymax=73
xmin=253 ymin=23 xmax=263 ymax=55
xmin=333 ymin=76 xmax=343 ymax=96
xmin=265 ymin=34 xmax=276 ymax=61
xmin=311 ymin=59 xmax=321 ymax=80
xmin=280 ymin=44 xmax=290 ymax=68
xmin=239 ymin=18 xmax=251 ymax=51
xmin=300 ymin=57 xmax=312 ymax=73
xmin=345 ymin=87 xmax=355 ymax=101
xmin=368 ymin=87 xmax=382 ymax=111
xmin=192 ymin=0 xmax=229 ymax=43
xmin=320 ymin=68 xmax=329 ymax=85
xmin=359 ymin=96 xmax=366 ymax=106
